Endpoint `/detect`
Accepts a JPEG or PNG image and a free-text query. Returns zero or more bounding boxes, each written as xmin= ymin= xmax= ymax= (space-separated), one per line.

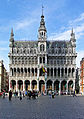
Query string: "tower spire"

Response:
xmin=10 ymin=28 xmax=14 ymax=43
xmin=11 ymin=28 xmax=14 ymax=37
xmin=42 ymin=5 xmax=44 ymax=16
xmin=38 ymin=6 xmax=47 ymax=41
xmin=70 ymin=28 xmax=75 ymax=39
xmin=71 ymin=28 xmax=74 ymax=36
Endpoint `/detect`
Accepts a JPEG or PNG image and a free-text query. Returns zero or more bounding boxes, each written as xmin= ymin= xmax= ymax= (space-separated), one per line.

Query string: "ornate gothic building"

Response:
xmin=8 ymin=12 xmax=77 ymax=94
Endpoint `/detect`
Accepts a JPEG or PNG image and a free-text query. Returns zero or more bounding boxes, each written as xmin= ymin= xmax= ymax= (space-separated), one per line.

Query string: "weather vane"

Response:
xmin=42 ymin=5 xmax=44 ymax=15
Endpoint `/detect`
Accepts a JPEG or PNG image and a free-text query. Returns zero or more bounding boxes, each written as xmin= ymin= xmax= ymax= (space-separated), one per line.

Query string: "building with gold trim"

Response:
xmin=8 ymin=12 xmax=77 ymax=94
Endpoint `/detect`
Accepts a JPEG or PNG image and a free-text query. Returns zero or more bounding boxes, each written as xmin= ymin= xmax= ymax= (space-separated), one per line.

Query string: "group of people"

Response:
xmin=8 ymin=90 xmax=39 ymax=101
xmin=2 ymin=89 xmax=78 ymax=101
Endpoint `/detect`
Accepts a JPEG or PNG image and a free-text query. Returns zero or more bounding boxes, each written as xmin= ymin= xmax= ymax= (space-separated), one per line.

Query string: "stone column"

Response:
xmin=45 ymin=55 xmax=47 ymax=64
xmin=16 ymin=80 xmax=17 ymax=92
xmin=23 ymin=80 xmax=25 ymax=91
xmin=37 ymin=80 xmax=39 ymax=91
xmin=52 ymin=81 xmax=54 ymax=91
xmin=64 ymin=68 xmax=65 ymax=77
xmin=66 ymin=81 xmax=68 ymax=94
xmin=45 ymin=81 xmax=47 ymax=93
xmin=30 ymin=81 xmax=32 ymax=91
xmin=59 ymin=81 xmax=61 ymax=95
xmin=73 ymin=80 xmax=75 ymax=91
xmin=9 ymin=79 xmax=11 ymax=91
xmin=60 ymin=68 xmax=61 ymax=78
xmin=53 ymin=68 xmax=54 ymax=78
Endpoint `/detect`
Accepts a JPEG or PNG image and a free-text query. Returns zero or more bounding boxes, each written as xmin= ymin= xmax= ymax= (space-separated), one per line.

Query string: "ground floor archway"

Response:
xmin=47 ymin=80 xmax=52 ymax=91
xmin=61 ymin=80 xmax=67 ymax=91
xmin=32 ymin=80 xmax=37 ymax=90
xmin=18 ymin=80 xmax=23 ymax=91
xmin=54 ymin=80 xmax=59 ymax=92
xmin=39 ymin=80 xmax=45 ymax=93
xmin=11 ymin=80 xmax=16 ymax=91
xmin=68 ymin=80 xmax=73 ymax=92
xmin=25 ymin=80 xmax=30 ymax=90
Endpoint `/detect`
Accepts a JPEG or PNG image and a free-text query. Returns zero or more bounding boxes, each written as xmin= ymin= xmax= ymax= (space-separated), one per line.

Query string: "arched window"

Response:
xmin=43 ymin=57 xmax=45 ymax=63
xmin=40 ymin=57 xmax=42 ymax=63
xmin=40 ymin=44 xmax=45 ymax=52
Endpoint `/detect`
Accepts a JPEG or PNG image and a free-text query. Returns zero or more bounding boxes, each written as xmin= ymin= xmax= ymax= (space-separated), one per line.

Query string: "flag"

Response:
xmin=42 ymin=66 xmax=47 ymax=73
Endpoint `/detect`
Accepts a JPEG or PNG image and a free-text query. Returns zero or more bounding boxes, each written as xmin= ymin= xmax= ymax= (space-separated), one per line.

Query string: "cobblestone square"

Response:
xmin=0 ymin=96 xmax=84 ymax=119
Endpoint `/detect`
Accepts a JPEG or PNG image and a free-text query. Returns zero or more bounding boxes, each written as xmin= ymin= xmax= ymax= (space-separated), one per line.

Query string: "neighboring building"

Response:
xmin=0 ymin=60 xmax=9 ymax=92
xmin=8 ymin=12 xmax=77 ymax=93
xmin=80 ymin=58 xmax=84 ymax=94
xmin=75 ymin=68 xmax=80 ymax=93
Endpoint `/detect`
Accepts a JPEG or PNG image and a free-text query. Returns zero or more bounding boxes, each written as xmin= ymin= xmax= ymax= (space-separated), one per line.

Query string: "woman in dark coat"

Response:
xmin=9 ymin=90 xmax=12 ymax=101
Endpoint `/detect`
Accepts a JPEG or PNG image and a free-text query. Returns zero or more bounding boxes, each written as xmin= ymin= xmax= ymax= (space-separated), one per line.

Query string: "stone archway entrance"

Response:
xmin=18 ymin=80 xmax=23 ymax=91
xmin=11 ymin=80 xmax=16 ymax=91
xmin=68 ymin=80 xmax=73 ymax=92
xmin=25 ymin=80 xmax=30 ymax=91
xmin=54 ymin=80 xmax=59 ymax=92
xmin=39 ymin=80 xmax=45 ymax=93
xmin=61 ymin=80 xmax=67 ymax=92
xmin=32 ymin=80 xmax=37 ymax=90
xmin=47 ymin=80 xmax=52 ymax=91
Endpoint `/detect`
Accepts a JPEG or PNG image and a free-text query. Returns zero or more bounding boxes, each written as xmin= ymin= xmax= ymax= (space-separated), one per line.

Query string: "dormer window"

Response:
xmin=40 ymin=44 xmax=45 ymax=52
xmin=42 ymin=32 xmax=43 ymax=36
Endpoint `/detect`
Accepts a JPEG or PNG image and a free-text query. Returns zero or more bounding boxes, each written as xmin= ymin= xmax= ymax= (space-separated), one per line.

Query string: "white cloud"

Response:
xmin=48 ymin=12 xmax=84 ymax=41
xmin=0 ymin=48 xmax=8 ymax=51
xmin=15 ymin=19 xmax=37 ymax=31
xmin=48 ymin=30 xmax=70 ymax=41
xmin=69 ymin=13 xmax=84 ymax=24
xmin=48 ymin=12 xmax=84 ymax=68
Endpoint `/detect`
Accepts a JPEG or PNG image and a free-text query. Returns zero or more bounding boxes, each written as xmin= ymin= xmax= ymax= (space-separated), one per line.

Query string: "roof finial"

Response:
xmin=72 ymin=28 xmax=73 ymax=34
xmin=71 ymin=28 xmax=74 ymax=36
xmin=11 ymin=27 xmax=14 ymax=37
xmin=42 ymin=5 xmax=44 ymax=15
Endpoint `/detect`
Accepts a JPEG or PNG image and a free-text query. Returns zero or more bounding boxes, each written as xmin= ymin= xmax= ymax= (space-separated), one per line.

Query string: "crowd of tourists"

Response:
xmin=1 ymin=89 xmax=78 ymax=101
xmin=8 ymin=90 xmax=39 ymax=101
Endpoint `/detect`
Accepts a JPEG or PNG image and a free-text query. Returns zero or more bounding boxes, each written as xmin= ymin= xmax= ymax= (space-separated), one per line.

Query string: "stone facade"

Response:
xmin=80 ymin=58 xmax=84 ymax=94
xmin=75 ymin=68 xmax=80 ymax=93
xmin=0 ymin=60 xmax=9 ymax=92
xmin=8 ymin=13 xmax=77 ymax=94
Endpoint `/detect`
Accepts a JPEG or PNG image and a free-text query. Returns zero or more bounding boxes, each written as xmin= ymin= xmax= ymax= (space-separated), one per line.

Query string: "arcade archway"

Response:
xmin=32 ymin=80 xmax=37 ymax=90
xmin=68 ymin=80 xmax=73 ymax=92
xmin=18 ymin=80 xmax=23 ymax=91
xmin=25 ymin=80 xmax=30 ymax=90
xmin=11 ymin=80 xmax=16 ymax=91
xmin=39 ymin=80 xmax=45 ymax=92
xmin=54 ymin=80 xmax=59 ymax=92
xmin=61 ymin=80 xmax=67 ymax=91
xmin=47 ymin=80 xmax=52 ymax=91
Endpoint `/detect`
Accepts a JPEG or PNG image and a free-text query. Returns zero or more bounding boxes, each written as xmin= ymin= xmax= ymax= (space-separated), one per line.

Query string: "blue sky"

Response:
xmin=0 ymin=0 xmax=84 ymax=71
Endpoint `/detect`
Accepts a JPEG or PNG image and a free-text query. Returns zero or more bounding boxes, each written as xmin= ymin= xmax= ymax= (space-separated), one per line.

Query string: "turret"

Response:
xmin=70 ymin=28 xmax=76 ymax=46
xmin=9 ymin=28 xmax=14 ymax=47
xmin=38 ymin=6 xmax=47 ymax=41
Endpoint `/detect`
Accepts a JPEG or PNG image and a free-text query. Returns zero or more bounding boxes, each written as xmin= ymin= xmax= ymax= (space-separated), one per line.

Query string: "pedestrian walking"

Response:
xmin=52 ymin=91 xmax=55 ymax=99
xmin=73 ymin=90 xmax=77 ymax=97
xmin=19 ymin=91 xmax=22 ymax=100
xmin=9 ymin=90 xmax=12 ymax=101
xmin=23 ymin=91 xmax=25 ymax=98
xmin=14 ymin=90 xmax=16 ymax=98
xmin=3 ymin=92 xmax=5 ymax=99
